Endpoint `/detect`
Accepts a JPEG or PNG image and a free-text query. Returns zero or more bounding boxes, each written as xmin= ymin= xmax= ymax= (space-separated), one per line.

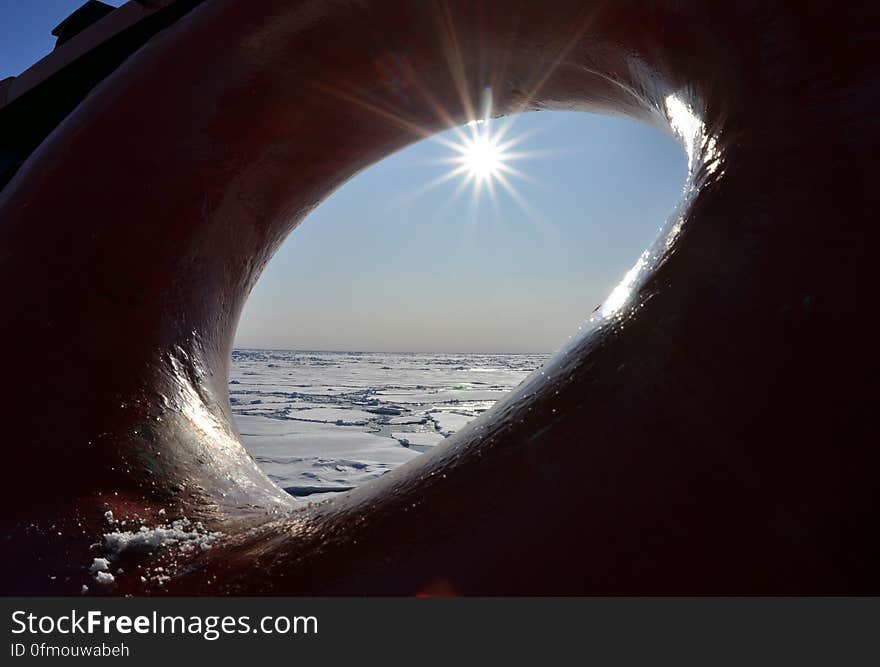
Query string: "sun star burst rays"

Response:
xmin=311 ymin=0 xmax=597 ymax=225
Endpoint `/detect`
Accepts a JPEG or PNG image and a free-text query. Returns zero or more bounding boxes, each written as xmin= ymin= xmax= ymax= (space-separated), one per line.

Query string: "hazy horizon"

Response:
xmin=233 ymin=346 xmax=552 ymax=355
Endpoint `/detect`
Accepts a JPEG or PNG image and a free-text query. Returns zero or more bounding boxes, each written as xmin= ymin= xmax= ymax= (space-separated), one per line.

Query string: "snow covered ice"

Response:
xmin=89 ymin=558 xmax=110 ymax=573
xmin=230 ymin=350 xmax=546 ymax=502
xmin=103 ymin=518 xmax=224 ymax=557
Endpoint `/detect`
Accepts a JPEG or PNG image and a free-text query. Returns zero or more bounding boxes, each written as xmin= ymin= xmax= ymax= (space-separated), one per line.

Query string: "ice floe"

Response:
xmin=230 ymin=350 xmax=546 ymax=502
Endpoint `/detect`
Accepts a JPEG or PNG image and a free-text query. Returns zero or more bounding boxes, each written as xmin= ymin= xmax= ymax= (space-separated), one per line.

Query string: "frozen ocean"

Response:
xmin=230 ymin=349 xmax=547 ymax=502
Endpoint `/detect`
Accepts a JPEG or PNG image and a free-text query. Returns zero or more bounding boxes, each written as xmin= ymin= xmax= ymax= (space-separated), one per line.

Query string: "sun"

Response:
xmin=459 ymin=129 xmax=504 ymax=181
xmin=433 ymin=106 xmax=534 ymax=211
xmin=393 ymin=88 xmax=542 ymax=216
xmin=447 ymin=117 xmax=512 ymax=188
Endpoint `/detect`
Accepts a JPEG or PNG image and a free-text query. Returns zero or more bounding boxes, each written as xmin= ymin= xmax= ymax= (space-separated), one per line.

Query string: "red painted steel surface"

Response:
xmin=0 ymin=0 xmax=877 ymax=594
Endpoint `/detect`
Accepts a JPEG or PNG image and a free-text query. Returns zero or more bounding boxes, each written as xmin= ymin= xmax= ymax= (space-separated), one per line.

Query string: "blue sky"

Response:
xmin=3 ymin=1 xmax=687 ymax=353
xmin=236 ymin=112 xmax=686 ymax=352
xmin=1 ymin=1 xmax=126 ymax=80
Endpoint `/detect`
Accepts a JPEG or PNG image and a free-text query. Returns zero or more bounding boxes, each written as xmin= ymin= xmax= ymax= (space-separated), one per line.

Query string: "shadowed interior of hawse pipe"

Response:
xmin=0 ymin=0 xmax=877 ymax=594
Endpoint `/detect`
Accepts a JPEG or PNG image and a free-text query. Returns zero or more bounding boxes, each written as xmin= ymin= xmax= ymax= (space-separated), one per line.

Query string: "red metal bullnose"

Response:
xmin=0 ymin=0 xmax=877 ymax=594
